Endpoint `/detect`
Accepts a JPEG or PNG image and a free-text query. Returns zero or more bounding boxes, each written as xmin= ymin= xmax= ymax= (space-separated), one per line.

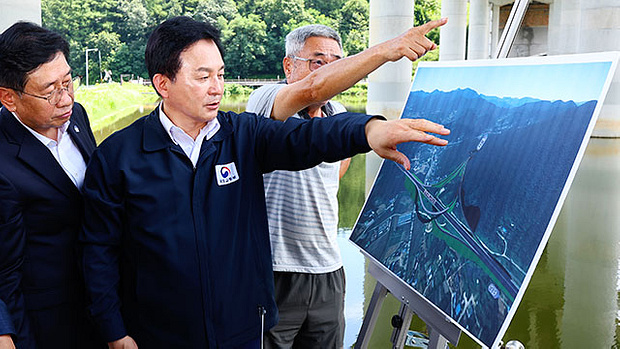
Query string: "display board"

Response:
xmin=350 ymin=52 xmax=619 ymax=348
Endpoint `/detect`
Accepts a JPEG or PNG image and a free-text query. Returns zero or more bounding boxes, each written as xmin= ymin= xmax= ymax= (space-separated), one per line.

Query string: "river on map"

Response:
xmin=96 ymin=101 xmax=620 ymax=349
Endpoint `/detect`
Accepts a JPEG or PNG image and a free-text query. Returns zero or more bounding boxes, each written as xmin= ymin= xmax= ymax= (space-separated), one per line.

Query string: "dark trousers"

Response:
xmin=265 ymin=267 xmax=345 ymax=349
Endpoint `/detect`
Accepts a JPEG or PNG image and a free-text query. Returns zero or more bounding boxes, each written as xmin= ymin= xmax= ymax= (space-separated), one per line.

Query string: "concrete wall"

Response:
xmin=0 ymin=0 xmax=41 ymax=32
xmin=507 ymin=26 xmax=548 ymax=57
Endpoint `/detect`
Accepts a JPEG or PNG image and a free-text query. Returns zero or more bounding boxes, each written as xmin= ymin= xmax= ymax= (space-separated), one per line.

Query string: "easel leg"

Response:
xmin=390 ymin=303 xmax=415 ymax=349
xmin=357 ymin=261 xmax=462 ymax=348
xmin=428 ymin=327 xmax=450 ymax=349
xmin=354 ymin=282 xmax=388 ymax=349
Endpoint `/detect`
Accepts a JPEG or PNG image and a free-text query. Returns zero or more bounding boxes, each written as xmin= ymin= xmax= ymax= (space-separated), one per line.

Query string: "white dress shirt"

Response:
xmin=13 ymin=112 xmax=87 ymax=188
xmin=158 ymin=104 xmax=220 ymax=167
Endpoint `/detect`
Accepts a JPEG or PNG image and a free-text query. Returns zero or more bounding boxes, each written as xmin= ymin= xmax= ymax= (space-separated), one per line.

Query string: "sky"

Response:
xmin=412 ymin=59 xmax=616 ymax=103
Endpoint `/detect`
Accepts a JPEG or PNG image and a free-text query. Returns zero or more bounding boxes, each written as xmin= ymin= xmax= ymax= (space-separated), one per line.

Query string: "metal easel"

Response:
xmin=353 ymin=261 xmax=461 ymax=349
xmin=495 ymin=0 xmax=532 ymax=59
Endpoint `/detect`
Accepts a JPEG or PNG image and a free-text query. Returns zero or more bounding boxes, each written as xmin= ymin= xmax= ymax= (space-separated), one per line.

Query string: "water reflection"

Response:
xmin=338 ymin=228 xmax=366 ymax=347
xmin=219 ymin=100 xmax=247 ymax=114
xmin=93 ymin=105 xmax=157 ymax=144
xmin=559 ymin=138 xmax=620 ymax=348
xmin=503 ymin=138 xmax=620 ymax=348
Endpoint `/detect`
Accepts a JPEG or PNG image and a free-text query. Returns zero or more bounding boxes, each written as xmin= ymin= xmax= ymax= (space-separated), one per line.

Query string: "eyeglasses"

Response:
xmin=20 ymin=81 xmax=74 ymax=105
xmin=292 ymin=56 xmax=338 ymax=71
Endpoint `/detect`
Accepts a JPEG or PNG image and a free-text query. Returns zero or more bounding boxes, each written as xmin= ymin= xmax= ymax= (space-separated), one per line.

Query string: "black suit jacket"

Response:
xmin=0 ymin=103 xmax=101 ymax=348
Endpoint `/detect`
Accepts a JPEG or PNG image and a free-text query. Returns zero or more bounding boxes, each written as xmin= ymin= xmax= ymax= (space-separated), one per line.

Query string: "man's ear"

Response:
xmin=283 ymin=56 xmax=293 ymax=78
xmin=152 ymin=73 xmax=169 ymax=99
xmin=0 ymin=88 xmax=18 ymax=112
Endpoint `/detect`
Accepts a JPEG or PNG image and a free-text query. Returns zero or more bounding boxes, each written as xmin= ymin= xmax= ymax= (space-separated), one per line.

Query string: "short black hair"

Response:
xmin=145 ymin=16 xmax=224 ymax=86
xmin=0 ymin=22 xmax=70 ymax=91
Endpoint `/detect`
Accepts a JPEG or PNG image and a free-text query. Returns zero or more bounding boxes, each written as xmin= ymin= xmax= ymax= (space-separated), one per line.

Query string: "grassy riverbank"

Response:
xmin=338 ymin=154 xmax=366 ymax=228
xmin=75 ymin=81 xmax=368 ymax=127
xmin=74 ymin=82 xmax=159 ymax=132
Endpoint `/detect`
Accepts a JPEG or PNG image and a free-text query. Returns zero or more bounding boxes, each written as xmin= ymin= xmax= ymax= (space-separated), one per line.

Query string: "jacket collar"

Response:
xmin=142 ymin=107 xmax=233 ymax=153
xmin=142 ymin=107 xmax=176 ymax=152
xmin=210 ymin=112 xmax=233 ymax=142
xmin=0 ymin=107 xmax=81 ymax=198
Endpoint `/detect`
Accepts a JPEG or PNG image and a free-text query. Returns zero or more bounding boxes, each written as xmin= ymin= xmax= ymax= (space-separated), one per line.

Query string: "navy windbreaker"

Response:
xmin=80 ymin=109 xmax=375 ymax=348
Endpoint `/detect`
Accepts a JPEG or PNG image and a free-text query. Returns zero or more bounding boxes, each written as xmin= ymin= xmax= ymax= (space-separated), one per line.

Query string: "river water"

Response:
xmin=98 ymin=103 xmax=620 ymax=348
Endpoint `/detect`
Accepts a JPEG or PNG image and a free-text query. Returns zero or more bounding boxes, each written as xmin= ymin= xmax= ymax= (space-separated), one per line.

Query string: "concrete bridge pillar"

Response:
xmin=468 ymin=0 xmax=491 ymax=59
xmin=0 ymin=0 xmax=41 ymax=32
xmin=439 ymin=0 xmax=467 ymax=61
xmin=365 ymin=0 xmax=415 ymax=194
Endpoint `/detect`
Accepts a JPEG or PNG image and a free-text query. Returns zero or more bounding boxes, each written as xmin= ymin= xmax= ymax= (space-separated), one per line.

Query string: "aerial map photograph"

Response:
xmin=350 ymin=54 xmax=617 ymax=347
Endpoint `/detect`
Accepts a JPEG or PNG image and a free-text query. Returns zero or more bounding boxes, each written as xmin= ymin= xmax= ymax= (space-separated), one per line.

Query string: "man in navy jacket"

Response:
xmin=0 ymin=22 xmax=103 ymax=348
xmin=80 ymin=16 xmax=450 ymax=348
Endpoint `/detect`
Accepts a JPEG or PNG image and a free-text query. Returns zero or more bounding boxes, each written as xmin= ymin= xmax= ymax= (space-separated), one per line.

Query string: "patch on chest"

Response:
xmin=215 ymin=162 xmax=239 ymax=186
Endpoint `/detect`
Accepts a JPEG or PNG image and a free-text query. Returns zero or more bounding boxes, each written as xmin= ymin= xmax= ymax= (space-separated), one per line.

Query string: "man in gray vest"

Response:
xmin=246 ymin=19 xmax=446 ymax=348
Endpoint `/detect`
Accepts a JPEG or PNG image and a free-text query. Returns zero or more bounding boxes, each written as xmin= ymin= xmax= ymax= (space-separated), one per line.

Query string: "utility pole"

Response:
xmin=85 ymin=48 xmax=99 ymax=86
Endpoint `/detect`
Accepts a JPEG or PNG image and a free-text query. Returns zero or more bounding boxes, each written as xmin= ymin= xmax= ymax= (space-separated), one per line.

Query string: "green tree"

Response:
xmin=193 ymin=0 xmax=239 ymax=26
xmin=42 ymin=0 xmax=86 ymax=78
xmin=337 ymin=0 xmax=369 ymax=56
xmin=222 ymin=14 xmax=267 ymax=78
xmin=108 ymin=41 xmax=148 ymax=79
xmin=296 ymin=8 xmax=339 ymax=30
xmin=233 ymin=0 xmax=257 ymax=14
xmin=105 ymin=0 xmax=150 ymax=79
xmin=143 ymin=0 xmax=183 ymax=23
xmin=415 ymin=0 xmax=442 ymax=44
xmin=41 ymin=0 xmax=443 ymax=79
xmin=117 ymin=0 xmax=150 ymax=42
xmin=304 ymin=0 xmax=346 ymax=17
xmin=42 ymin=0 xmax=124 ymax=81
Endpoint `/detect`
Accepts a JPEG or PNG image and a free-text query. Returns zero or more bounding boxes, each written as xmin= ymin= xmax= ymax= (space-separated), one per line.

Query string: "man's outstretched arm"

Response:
xmin=256 ymin=113 xmax=450 ymax=174
xmin=270 ymin=18 xmax=448 ymax=120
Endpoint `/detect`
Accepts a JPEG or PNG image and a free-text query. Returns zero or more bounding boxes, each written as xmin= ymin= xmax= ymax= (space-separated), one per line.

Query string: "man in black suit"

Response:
xmin=0 ymin=22 xmax=102 ymax=348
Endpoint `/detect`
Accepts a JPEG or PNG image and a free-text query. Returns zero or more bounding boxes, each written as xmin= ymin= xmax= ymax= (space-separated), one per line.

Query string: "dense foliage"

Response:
xmin=42 ymin=0 xmax=440 ymax=83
